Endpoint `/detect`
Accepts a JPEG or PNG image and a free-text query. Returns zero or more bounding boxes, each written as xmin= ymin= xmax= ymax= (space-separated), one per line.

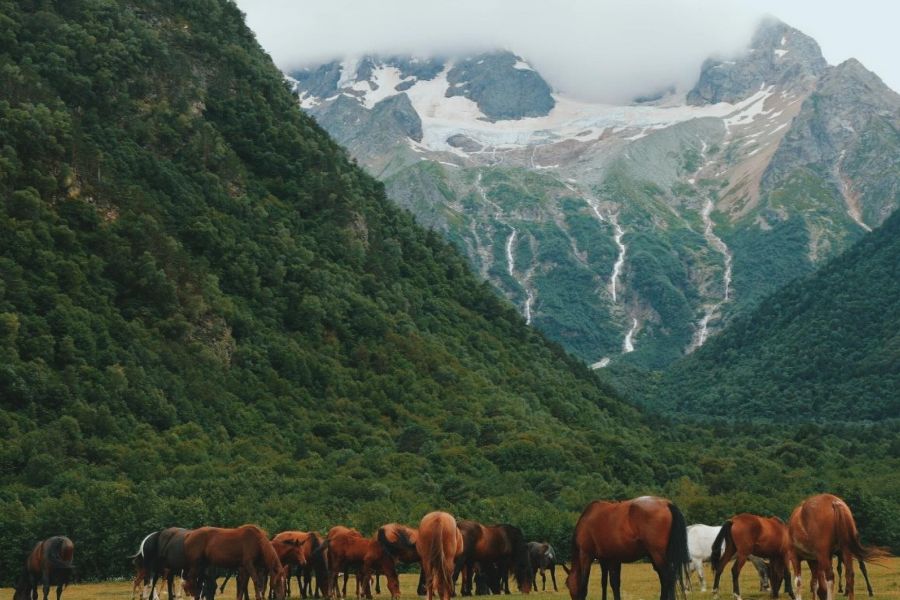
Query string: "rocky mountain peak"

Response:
xmin=687 ymin=17 xmax=827 ymax=105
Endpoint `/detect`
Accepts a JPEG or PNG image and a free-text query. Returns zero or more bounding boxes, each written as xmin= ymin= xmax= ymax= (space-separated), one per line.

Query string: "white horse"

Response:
xmin=688 ymin=524 xmax=770 ymax=593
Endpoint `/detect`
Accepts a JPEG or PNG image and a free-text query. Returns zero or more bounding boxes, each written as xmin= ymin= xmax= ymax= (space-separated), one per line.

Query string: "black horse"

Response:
xmin=144 ymin=527 xmax=191 ymax=600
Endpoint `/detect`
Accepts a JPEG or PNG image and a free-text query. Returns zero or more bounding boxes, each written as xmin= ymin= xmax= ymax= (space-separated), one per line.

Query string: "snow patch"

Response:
xmin=590 ymin=358 xmax=611 ymax=369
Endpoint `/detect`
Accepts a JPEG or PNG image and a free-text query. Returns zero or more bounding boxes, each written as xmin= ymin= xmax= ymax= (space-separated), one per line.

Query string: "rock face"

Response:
xmin=287 ymin=18 xmax=900 ymax=369
xmin=445 ymin=51 xmax=555 ymax=120
xmin=687 ymin=18 xmax=827 ymax=105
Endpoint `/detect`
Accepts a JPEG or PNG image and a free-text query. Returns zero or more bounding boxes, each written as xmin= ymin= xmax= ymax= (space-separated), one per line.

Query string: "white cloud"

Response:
xmin=235 ymin=0 xmax=763 ymax=103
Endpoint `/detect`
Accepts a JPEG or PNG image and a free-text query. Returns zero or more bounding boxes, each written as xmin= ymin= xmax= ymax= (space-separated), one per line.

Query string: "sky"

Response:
xmin=235 ymin=0 xmax=900 ymax=104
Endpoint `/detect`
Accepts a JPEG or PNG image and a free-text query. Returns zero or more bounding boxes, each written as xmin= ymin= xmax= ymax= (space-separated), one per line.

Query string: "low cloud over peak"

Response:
xmin=236 ymin=0 xmax=765 ymax=104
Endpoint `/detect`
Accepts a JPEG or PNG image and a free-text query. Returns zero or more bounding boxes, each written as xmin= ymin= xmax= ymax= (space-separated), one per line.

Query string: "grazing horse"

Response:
xmin=788 ymin=494 xmax=886 ymax=600
xmin=710 ymin=514 xmax=795 ymax=600
xmin=417 ymin=512 xmax=464 ymax=600
xmin=147 ymin=527 xmax=192 ymax=600
xmin=13 ymin=536 xmax=75 ymax=600
xmin=528 ymin=542 xmax=560 ymax=592
xmin=565 ymin=496 xmax=689 ymax=600
xmin=325 ymin=526 xmax=401 ymax=599
xmin=184 ymin=525 xmax=287 ymax=600
xmin=687 ymin=524 xmax=770 ymax=593
xmin=378 ymin=524 xmax=426 ymax=595
xmin=272 ymin=531 xmax=328 ymax=598
xmin=456 ymin=521 xmax=532 ymax=595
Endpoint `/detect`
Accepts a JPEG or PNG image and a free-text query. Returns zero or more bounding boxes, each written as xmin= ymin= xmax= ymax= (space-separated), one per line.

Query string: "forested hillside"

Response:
xmin=0 ymin=0 xmax=897 ymax=583
xmin=623 ymin=207 xmax=900 ymax=421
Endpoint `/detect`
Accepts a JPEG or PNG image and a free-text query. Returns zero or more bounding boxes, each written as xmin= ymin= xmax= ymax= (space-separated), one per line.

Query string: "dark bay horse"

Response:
xmin=416 ymin=512 xmax=464 ymax=600
xmin=13 ymin=536 xmax=75 ymax=600
xmin=184 ymin=525 xmax=287 ymax=600
xmin=710 ymin=513 xmax=795 ymax=600
xmin=378 ymin=523 xmax=425 ymax=595
xmin=788 ymin=494 xmax=886 ymax=600
xmin=566 ymin=496 xmax=689 ymax=600
xmin=146 ymin=527 xmax=192 ymax=600
xmin=456 ymin=521 xmax=532 ymax=595
xmin=528 ymin=542 xmax=559 ymax=592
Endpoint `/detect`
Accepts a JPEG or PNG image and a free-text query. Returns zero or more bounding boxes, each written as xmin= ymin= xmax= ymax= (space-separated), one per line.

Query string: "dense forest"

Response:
xmin=0 ymin=0 xmax=897 ymax=584
xmin=617 ymin=204 xmax=900 ymax=421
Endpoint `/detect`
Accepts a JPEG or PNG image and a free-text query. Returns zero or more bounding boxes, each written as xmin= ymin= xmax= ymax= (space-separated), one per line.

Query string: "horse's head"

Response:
xmin=564 ymin=562 xmax=583 ymax=600
xmin=270 ymin=565 xmax=288 ymax=600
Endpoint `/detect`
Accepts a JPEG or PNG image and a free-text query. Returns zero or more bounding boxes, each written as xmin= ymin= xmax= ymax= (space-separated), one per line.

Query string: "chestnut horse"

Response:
xmin=455 ymin=520 xmax=532 ymax=595
xmin=710 ymin=514 xmax=795 ymax=600
xmin=184 ymin=525 xmax=287 ymax=600
xmin=325 ymin=526 xmax=400 ymax=599
xmin=566 ymin=496 xmax=689 ymax=600
xmin=272 ymin=531 xmax=328 ymax=598
xmin=378 ymin=524 xmax=426 ymax=595
xmin=416 ymin=512 xmax=464 ymax=600
xmin=788 ymin=494 xmax=886 ymax=600
xmin=13 ymin=536 xmax=75 ymax=600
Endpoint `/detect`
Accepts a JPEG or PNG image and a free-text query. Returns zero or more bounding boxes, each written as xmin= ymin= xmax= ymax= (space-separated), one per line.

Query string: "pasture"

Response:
xmin=2 ymin=560 xmax=898 ymax=600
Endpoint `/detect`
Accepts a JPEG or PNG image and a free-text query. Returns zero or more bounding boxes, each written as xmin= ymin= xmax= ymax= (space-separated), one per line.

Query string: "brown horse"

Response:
xmin=378 ymin=524 xmax=425 ymax=595
xmin=13 ymin=536 xmax=75 ymax=600
xmin=184 ymin=525 xmax=287 ymax=600
xmin=566 ymin=496 xmax=689 ymax=600
xmin=416 ymin=512 xmax=464 ymax=600
xmin=710 ymin=514 xmax=795 ymax=600
xmin=325 ymin=526 xmax=401 ymax=599
xmin=272 ymin=531 xmax=328 ymax=598
xmin=455 ymin=520 xmax=532 ymax=595
xmin=788 ymin=494 xmax=886 ymax=600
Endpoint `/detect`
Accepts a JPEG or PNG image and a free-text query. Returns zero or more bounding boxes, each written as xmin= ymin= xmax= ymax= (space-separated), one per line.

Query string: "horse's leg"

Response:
xmin=713 ymin=544 xmax=736 ymax=597
xmin=835 ymin=557 xmax=843 ymax=596
xmin=600 ymin=564 xmax=609 ymax=600
xmin=42 ymin=569 xmax=50 ymax=600
xmin=730 ymin=555 xmax=747 ymax=600
xmin=840 ymin=550 xmax=854 ymax=600
xmin=691 ymin=559 xmax=704 ymax=592
xmin=610 ymin=563 xmax=623 ymax=600
xmin=789 ymin=552 xmax=802 ymax=600
xmin=56 ymin=583 xmax=63 ymax=600
xmin=550 ymin=564 xmax=558 ymax=593
xmin=857 ymin=560 xmax=872 ymax=598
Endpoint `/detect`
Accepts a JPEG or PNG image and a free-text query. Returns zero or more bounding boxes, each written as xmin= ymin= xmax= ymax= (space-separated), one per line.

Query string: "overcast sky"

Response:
xmin=235 ymin=0 xmax=900 ymax=103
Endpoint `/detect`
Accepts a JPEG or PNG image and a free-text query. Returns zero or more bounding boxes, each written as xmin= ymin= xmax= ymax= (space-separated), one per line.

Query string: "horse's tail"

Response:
xmin=832 ymin=500 xmax=889 ymax=563
xmin=710 ymin=520 xmax=732 ymax=571
xmin=378 ymin=526 xmax=416 ymax=557
xmin=46 ymin=537 xmax=75 ymax=571
xmin=430 ymin=519 xmax=451 ymax=597
xmin=666 ymin=503 xmax=690 ymax=599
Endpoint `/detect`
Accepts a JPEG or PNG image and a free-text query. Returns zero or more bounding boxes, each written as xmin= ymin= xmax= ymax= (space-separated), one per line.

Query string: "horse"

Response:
xmin=13 ymin=536 xmax=75 ymax=600
xmin=130 ymin=531 xmax=163 ymax=600
xmin=527 ymin=542 xmax=560 ymax=592
xmin=378 ymin=524 xmax=425 ymax=595
xmin=565 ymin=496 xmax=689 ymax=600
xmin=788 ymin=494 xmax=886 ymax=600
xmin=325 ymin=526 xmax=400 ymax=599
xmin=687 ymin=524 xmax=770 ymax=593
xmin=416 ymin=512 xmax=464 ymax=600
xmin=183 ymin=525 xmax=287 ymax=600
xmin=272 ymin=531 xmax=326 ymax=597
xmin=455 ymin=521 xmax=532 ymax=595
xmin=146 ymin=527 xmax=192 ymax=600
xmin=710 ymin=514 xmax=795 ymax=600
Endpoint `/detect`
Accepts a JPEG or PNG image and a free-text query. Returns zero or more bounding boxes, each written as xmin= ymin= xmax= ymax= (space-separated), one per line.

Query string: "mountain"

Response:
xmin=623 ymin=205 xmax=900 ymax=422
xmin=289 ymin=18 xmax=900 ymax=369
xmin=1 ymin=0 xmax=898 ymax=582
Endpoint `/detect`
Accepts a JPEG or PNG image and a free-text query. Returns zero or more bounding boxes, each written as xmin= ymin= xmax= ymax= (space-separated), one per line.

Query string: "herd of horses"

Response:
xmin=11 ymin=493 xmax=887 ymax=600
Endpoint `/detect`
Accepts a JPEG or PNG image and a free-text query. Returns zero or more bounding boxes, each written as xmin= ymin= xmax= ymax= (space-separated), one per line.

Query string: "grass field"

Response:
xmin=2 ymin=561 xmax=898 ymax=600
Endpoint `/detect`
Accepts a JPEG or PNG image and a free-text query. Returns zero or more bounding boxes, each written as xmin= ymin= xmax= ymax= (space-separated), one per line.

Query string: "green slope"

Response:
xmin=649 ymin=208 xmax=900 ymax=421
xmin=0 ymin=0 xmax=898 ymax=582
